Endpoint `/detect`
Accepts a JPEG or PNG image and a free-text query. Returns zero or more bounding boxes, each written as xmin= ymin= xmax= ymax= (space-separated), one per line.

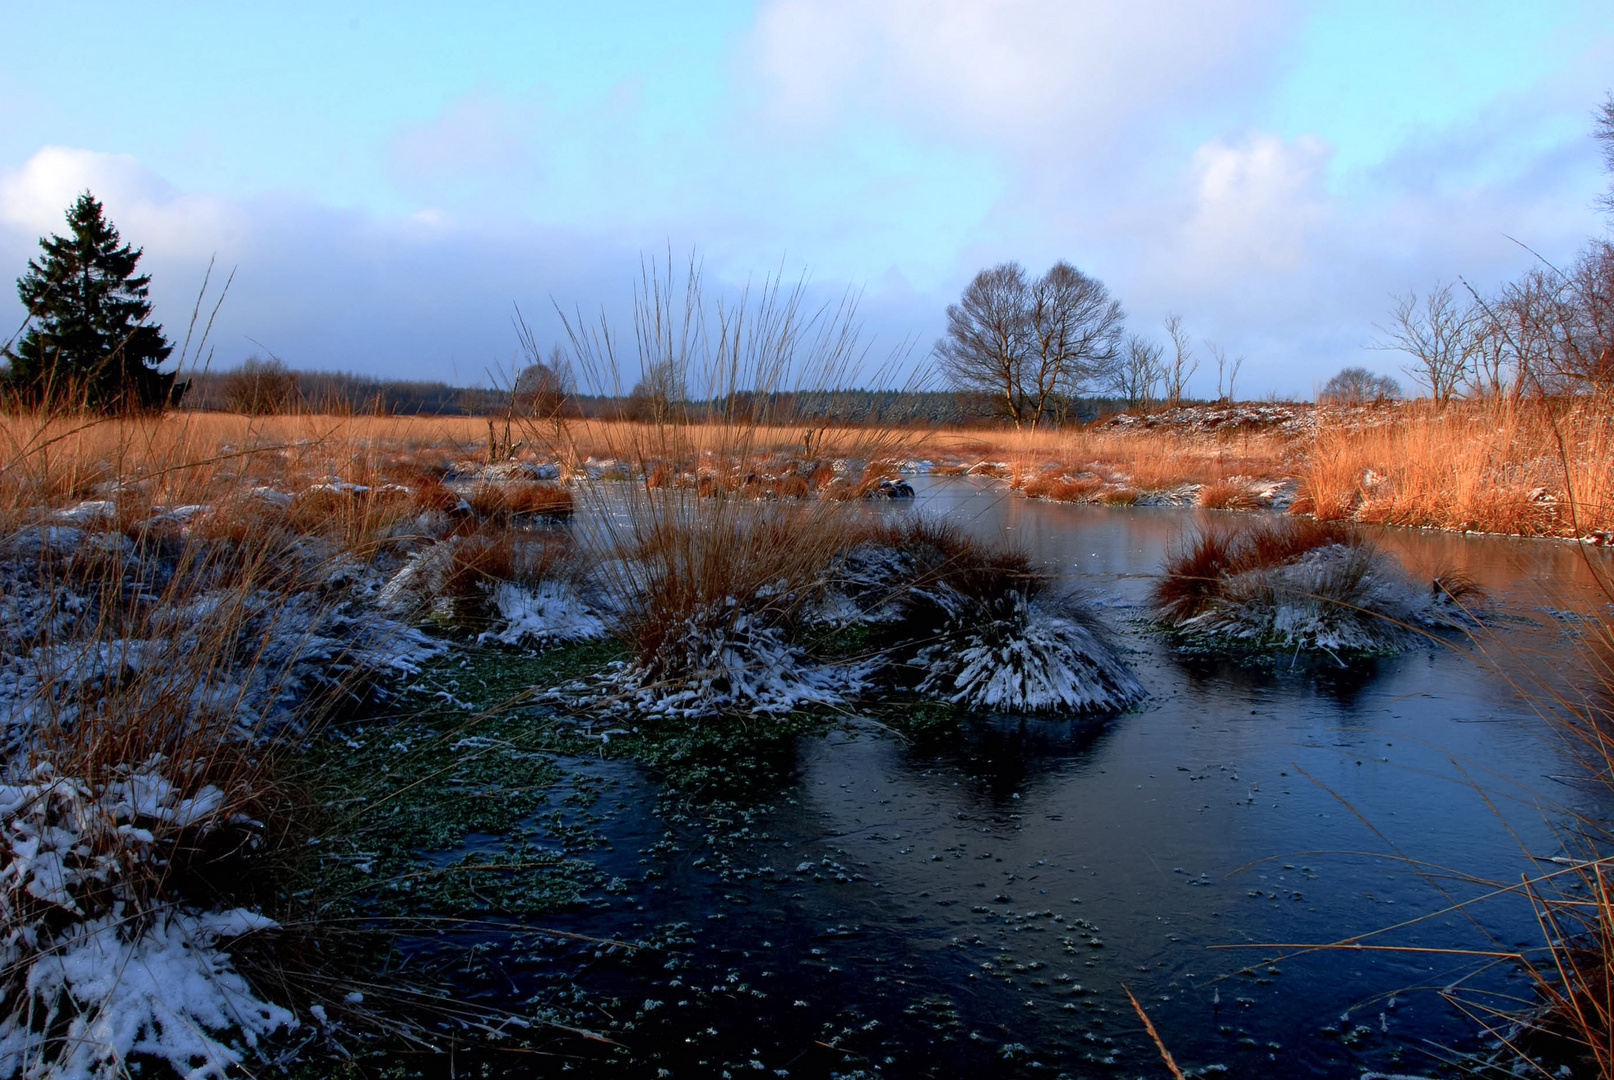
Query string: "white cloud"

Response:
xmin=1179 ymin=132 xmax=1330 ymax=276
xmin=389 ymin=91 xmax=545 ymax=188
xmin=748 ymin=0 xmax=1291 ymax=153
xmin=0 ymin=146 xmax=243 ymax=260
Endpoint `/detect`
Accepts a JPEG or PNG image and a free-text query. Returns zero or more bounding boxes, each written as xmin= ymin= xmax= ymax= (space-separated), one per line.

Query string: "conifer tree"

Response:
xmin=6 ymin=191 xmax=180 ymax=410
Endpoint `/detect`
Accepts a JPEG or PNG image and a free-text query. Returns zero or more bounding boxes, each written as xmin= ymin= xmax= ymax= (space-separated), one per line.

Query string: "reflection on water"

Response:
xmin=444 ymin=479 xmax=1614 ymax=1077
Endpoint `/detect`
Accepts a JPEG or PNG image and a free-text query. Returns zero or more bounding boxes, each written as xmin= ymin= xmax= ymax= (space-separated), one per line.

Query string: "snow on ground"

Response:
xmin=0 ymin=767 xmax=293 ymax=1080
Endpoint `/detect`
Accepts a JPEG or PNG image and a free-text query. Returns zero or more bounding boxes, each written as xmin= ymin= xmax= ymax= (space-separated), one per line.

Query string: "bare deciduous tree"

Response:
xmin=935 ymin=261 xmax=1125 ymax=428
xmin=1113 ymin=333 xmax=1163 ymax=409
xmin=512 ymin=351 xmax=571 ymax=418
xmin=222 ymin=356 xmax=300 ymax=415
xmin=1031 ymin=262 xmax=1125 ymax=425
xmin=1597 ymin=92 xmax=1614 ymax=215
xmin=1207 ymin=341 xmax=1244 ymax=402
xmin=1162 ymin=315 xmax=1197 ymax=407
xmin=1375 ymin=283 xmax=1469 ymax=408
xmin=934 ymin=263 xmax=1030 ymax=426
xmin=1318 ymin=366 xmax=1400 ymax=403
xmin=1462 ymin=299 xmax=1512 ymax=402
xmin=627 ymin=358 xmax=685 ymax=424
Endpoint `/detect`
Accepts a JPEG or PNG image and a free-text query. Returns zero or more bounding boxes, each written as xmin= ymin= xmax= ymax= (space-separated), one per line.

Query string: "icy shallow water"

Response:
xmin=426 ymin=478 xmax=1614 ymax=1077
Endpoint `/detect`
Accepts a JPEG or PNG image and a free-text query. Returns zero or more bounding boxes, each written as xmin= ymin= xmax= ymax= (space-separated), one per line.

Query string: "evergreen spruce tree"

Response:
xmin=5 ymin=191 xmax=179 ymax=410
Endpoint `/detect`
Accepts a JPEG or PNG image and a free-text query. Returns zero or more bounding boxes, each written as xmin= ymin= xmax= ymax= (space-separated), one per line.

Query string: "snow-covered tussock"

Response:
xmin=818 ymin=530 xmax=1143 ymax=715
xmin=581 ymin=603 xmax=860 ymax=719
xmin=482 ymin=581 xmax=606 ymax=648
xmin=914 ymin=590 xmax=1144 ymax=713
xmin=376 ymin=541 xmax=465 ymax=614
xmin=378 ymin=537 xmax=602 ymax=650
xmin=0 ymin=765 xmax=292 ymax=1080
xmin=812 ymin=541 xmax=918 ymax=625
xmin=1157 ymin=536 xmax=1459 ymax=657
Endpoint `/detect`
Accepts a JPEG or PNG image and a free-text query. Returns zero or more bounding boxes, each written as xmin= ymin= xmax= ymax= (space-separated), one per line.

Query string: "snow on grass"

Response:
xmin=914 ymin=590 xmax=1144 ymax=713
xmin=574 ymin=602 xmax=861 ymax=720
xmin=0 ymin=909 xmax=293 ymax=1080
xmin=0 ymin=588 xmax=439 ymax=751
xmin=482 ymin=581 xmax=606 ymax=649
xmin=0 ymin=766 xmax=294 ymax=1080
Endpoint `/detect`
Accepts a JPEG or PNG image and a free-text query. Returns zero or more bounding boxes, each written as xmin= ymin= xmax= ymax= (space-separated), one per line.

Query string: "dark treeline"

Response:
xmin=182 ymin=367 xmax=508 ymax=415
xmin=182 ymin=360 xmax=1128 ymax=425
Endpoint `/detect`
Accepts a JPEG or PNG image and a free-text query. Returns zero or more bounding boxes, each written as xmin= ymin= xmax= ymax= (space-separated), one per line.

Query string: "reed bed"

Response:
xmin=12 ymin=393 xmax=1610 ymax=540
xmin=1293 ymin=397 xmax=1614 ymax=537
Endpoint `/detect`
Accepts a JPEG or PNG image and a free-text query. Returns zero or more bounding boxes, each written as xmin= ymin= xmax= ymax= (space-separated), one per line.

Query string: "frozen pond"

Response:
xmin=412 ymin=477 xmax=1614 ymax=1077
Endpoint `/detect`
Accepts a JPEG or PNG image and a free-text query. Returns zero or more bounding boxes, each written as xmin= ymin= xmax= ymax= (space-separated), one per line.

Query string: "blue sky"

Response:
xmin=1 ymin=1 xmax=1611 ymax=396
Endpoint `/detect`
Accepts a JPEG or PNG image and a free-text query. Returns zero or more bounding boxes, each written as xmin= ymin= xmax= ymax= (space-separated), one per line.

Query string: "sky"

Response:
xmin=0 ymin=1 xmax=1611 ymax=398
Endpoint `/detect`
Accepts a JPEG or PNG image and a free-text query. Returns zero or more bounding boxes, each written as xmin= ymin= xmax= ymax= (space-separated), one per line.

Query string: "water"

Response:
xmin=416 ymin=478 xmax=1614 ymax=1077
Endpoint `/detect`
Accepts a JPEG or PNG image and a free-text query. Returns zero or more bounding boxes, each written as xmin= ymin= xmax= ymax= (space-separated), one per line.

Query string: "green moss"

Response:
xmin=800 ymin=618 xmax=876 ymax=661
xmin=297 ymin=640 xmax=629 ymax=921
xmin=273 ymin=637 xmax=864 ymax=1076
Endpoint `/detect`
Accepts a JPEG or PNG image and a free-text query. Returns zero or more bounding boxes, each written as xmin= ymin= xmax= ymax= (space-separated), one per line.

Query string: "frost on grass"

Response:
xmin=0 ymin=526 xmax=438 ymax=748
xmin=817 ymin=521 xmax=1144 ymax=714
xmin=1152 ymin=519 xmax=1473 ymax=658
xmin=0 ymin=586 xmax=438 ymax=748
xmin=482 ymin=581 xmax=606 ymax=649
xmin=0 ymin=766 xmax=293 ymax=1080
xmin=913 ymin=590 xmax=1144 ymax=713
xmin=580 ymin=601 xmax=860 ymax=720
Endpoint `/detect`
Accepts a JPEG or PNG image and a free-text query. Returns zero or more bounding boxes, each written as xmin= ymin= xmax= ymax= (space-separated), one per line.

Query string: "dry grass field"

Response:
xmin=4 ymin=397 xmax=1610 ymax=540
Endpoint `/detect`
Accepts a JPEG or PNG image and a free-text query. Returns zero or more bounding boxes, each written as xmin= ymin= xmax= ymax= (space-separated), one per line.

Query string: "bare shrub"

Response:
xmin=1318 ymin=366 xmax=1401 ymax=403
xmin=221 ymin=356 xmax=301 ymax=415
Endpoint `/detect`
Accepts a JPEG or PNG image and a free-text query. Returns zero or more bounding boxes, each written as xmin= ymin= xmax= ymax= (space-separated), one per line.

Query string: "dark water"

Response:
xmin=430 ymin=479 xmax=1614 ymax=1078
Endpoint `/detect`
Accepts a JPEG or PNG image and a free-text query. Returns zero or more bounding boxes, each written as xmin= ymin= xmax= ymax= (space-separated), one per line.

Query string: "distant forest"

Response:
xmin=179 ymin=367 xmax=1128 ymax=425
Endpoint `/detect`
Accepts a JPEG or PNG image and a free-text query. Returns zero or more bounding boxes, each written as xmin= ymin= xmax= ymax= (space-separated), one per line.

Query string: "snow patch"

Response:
xmin=913 ymin=591 xmax=1143 ymax=713
xmin=575 ymin=604 xmax=861 ymax=719
xmin=481 ymin=581 xmax=606 ymax=649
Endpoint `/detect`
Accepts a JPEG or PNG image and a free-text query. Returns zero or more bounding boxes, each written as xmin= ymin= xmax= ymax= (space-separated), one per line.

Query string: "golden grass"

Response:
xmin=1 ymin=395 xmax=1610 ymax=541
xmin=1297 ymin=397 xmax=1614 ymax=536
xmin=937 ymin=424 xmax=1293 ymax=490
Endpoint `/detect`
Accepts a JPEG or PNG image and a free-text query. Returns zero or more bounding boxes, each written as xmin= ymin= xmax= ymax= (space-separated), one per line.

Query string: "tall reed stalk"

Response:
xmin=553 ymin=256 xmax=911 ymax=682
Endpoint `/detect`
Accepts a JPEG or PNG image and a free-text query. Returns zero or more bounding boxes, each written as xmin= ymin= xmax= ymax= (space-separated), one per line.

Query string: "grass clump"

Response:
xmin=1151 ymin=517 xmax=1469 ymax=657
xmin=823 ymin=517 xmax=1143 ymax=713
